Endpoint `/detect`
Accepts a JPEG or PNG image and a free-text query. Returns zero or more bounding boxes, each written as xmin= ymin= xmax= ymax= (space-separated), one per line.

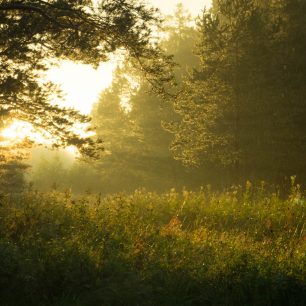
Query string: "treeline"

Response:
xmin=29 ymin=4 xmax=204 ymax=194
xmin=170 ymin=0 xmax=306 ymax=183
xmin=28 ymin=0 xmax=306 ymax=193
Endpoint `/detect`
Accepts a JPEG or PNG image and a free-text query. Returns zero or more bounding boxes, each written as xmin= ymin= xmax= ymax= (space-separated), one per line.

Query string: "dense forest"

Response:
xmin=0 ymin=0 xmax=305 ymax=305
xmin=16 ymin=0 xmax=305 ymax=194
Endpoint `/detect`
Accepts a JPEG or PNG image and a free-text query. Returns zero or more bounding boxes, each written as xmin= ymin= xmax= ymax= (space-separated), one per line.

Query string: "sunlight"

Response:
xmin=0 ymin=120 xmax=50 ymax=146
xmin=44 ymin=1 xmax=211 ymax=116
xmin=0 ymin=61 xmax=114 ymax=151
xmin=0 ymin=120 xmax=95 ymax=155
xmin=149 ymin=0 xmax=211 ymax=16
xmin=0 ymin=0 xmax=212 ymax=152
xmin=1 ymin=121 xmax=26 ymax=141
xmin=0 ymin=119 xmax=98 ymax=158
xmin=70 ymin=122 xmax=96 ymax=139
xmin=65 ymin=145 xmax=81 ymax=157
xmin=46 ymin=60 xmax=115 ymax=115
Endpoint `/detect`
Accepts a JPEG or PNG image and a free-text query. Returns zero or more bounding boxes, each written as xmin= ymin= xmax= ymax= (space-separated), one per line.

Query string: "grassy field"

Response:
xmin=0 ymin=181 xmax=305 ymax=305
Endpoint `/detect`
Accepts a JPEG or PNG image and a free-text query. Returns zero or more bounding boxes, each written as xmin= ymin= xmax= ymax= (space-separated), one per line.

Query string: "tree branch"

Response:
xmin=0 ymin=2 xmax=64 ymax=27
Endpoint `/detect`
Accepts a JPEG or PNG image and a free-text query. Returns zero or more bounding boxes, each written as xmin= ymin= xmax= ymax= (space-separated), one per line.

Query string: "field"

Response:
xmin=0 ymin=181 xmax=305 ymax=306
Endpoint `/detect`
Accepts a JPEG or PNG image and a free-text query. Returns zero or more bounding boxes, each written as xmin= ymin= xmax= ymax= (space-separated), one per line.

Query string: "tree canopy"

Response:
xmin=28 ymin=5 xmax=208 ymax=193
xmin=169 ymin=0 xmax=306 ymax=182
xmin=0 ymin=0 xmax=174 ymax=156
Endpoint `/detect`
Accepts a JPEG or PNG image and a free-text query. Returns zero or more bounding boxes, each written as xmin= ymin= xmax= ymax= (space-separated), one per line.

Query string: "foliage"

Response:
xmin=90 ymin=73 xmax=145 ymax=193
xmin=0 ymin=183 xmax=305 ymax=305
xmin=0 ymin=159 xmax=28 ymax=192
xmin=30 ymin=152 xmax=68 ymax=191
xmin=85 ymin=5 xmax=205 ymax=193
xmin=0 ymin=133 xmax=31 ymax=193
xmin=169 ymin=0 xmax=306 ymax=182
xmin=0 ymin=0 xmax=174 ymax=156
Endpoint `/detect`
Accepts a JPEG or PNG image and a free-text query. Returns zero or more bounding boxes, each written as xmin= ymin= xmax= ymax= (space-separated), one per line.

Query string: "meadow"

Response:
xmin=0 ymin=180 xmax=305 ymax=306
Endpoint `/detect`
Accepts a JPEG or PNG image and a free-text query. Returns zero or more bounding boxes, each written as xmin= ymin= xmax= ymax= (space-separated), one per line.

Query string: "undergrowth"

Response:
xmin=0 ymin=181 xmax=305 ymax=305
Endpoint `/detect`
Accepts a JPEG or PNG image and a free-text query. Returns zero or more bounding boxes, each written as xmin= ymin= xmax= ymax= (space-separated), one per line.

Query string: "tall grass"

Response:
xmin=0 ymin=181 xmax=305 ymax=305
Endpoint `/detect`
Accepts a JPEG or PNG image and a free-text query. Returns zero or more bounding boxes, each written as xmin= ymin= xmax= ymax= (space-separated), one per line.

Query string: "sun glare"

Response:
xmin=65 ymin=145 xmax=81 ymax=156
xmin=0 ymin=120 xmax=97 ymax=157
xmin=1 ymin=121 xmax=26 ymax=141
xmin=0 ymin=60 xmax=114 ymax=153
xmin=0 ymin=120 xmax=51 ymax=146
xmin=46 ymin=60 xmax=115 ymax=115
xmin=149 ymin=0 xmax=211 ymax=16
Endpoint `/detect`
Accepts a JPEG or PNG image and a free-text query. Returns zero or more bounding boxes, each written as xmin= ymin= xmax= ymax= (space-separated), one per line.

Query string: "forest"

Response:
xmin=0 ymin=0 xmax=305 ymax=305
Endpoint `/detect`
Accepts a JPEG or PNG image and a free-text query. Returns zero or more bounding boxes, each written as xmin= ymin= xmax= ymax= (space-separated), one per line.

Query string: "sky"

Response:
xmin=47 ymin=0 xmax=212 ymax=115
xmin=46 ymin=61 xmax=115 ymax=114
xmin=150 ymin=0 xmax=211 ymax=16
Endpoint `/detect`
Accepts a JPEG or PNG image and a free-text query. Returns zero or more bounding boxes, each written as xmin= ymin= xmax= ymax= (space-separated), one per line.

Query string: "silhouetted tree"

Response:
xmin=0 ymin=0 xmax=174 ymax=156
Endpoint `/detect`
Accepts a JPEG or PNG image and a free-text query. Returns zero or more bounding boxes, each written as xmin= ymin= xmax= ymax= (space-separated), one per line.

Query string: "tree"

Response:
xmin=0 ymin=0 xmax=174 ymax=156
xmin=30 ymin=151 xmax=69 ymax=191
xmin=0 ymin=160 xmax=28 ymax=192
xmin=89 ymin=5 xmax=209 ymax=192
xmin=168 ymin=1 xmax=250 ymax=168
xmin=0 ymin=139 xmax=30 ymax=193
xmin=90 ymin=72 xmax=146 ymax=193
xmin=161 ymin=3 xmax=200 ymax=83
xmin=169 ymin=0 xmax=306 ymax=182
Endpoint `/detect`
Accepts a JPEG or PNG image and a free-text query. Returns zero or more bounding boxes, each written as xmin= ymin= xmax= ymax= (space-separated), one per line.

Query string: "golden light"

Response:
xmin=0 ymin=0 xmax=211 ymax=154
xmin=1 ymin=120 xmax=28 ymax=141
xmin=0 ymin=60 xmax=115 ymax=153
xmin=46 ymin=60 xmax=115 ymax=115
xmin=65 ymin=145 xmax=81 ymax=156
xmin=70 ymin=122 xmax=96 ymax=139
xmin=149 ymin=0 xmax=211 ymax=16
xmin=0 ymin=120 xmax=92 ymax=157
xmin=0 ymin=120 xmax=50 ymax=146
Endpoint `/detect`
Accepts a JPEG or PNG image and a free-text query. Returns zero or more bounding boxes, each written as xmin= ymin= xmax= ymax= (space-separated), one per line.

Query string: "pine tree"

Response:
xmin=169 ymin=0 xmax=306 ymax=182
xmin=91 ymin=72 xmax=145 ymax=193
xmin=90 ymin=5 xmax=205 ymax=192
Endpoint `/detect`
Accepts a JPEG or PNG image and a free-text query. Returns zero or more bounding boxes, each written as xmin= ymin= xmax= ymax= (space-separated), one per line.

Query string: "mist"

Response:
xmin=0 ymin=1 xmax=305 ymax=305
